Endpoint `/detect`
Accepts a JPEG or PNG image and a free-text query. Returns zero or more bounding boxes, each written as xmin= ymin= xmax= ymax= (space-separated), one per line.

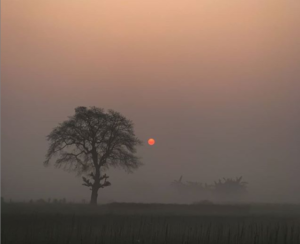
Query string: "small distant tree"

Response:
xmin=44 ymin=106 xmax=142 ymax=205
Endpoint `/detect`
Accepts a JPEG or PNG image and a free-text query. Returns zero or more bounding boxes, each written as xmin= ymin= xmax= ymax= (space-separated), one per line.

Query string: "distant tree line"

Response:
xmin=30 ymin=198 xmax=68 ymax=204
xmin=1 ymin=197 xmax=72 ymax=205
xmin=171 ymin=176 xmax=248 ymax=202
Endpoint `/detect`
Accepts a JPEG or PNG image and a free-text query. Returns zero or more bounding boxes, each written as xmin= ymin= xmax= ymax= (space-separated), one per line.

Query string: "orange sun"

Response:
xmin=148 ymin=138 xmax=155 ymax=146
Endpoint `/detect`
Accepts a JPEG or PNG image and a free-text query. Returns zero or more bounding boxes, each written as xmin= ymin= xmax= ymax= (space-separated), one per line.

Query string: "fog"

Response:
xmin=1 ymin=0 xmax=300 ymax=204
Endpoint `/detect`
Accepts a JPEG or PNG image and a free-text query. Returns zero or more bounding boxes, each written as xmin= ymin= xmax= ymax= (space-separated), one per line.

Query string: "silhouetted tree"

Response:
xmin=44 ymin=106 xmax=142 ymax=205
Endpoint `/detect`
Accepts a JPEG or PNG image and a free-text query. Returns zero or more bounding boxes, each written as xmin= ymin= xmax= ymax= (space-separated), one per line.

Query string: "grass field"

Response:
xmin=2 ymin=202 xmax=300 ymax=244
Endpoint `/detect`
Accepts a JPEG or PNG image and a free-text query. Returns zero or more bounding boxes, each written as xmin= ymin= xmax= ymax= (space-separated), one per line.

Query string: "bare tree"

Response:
xmin=44 ymin=106 xmax=142 ymax=205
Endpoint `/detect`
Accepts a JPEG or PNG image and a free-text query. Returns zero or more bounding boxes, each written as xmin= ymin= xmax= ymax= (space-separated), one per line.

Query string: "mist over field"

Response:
xmin=2 ymin=0 xmax=300 ymax=204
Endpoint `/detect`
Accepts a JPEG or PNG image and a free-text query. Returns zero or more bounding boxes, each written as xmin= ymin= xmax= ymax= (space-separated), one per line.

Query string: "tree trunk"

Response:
xmin=90 ymin=186 xmax=98 ymax=205
xmin=90 ymin=150 xmax=100 ymax=205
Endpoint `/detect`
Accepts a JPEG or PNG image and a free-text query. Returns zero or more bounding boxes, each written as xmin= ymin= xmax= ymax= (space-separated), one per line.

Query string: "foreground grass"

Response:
xmin=2 ymin=203 xmax=300 ymax=244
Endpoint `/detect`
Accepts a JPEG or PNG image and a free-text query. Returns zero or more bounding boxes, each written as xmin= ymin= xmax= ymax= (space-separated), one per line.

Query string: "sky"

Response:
xmin=1 ymin=0 xmax=300 ymax=203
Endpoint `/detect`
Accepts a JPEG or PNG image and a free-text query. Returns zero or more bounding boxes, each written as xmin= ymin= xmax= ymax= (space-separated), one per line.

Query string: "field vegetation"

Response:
xmin=2 ymin=201 xmax=300 ymax=244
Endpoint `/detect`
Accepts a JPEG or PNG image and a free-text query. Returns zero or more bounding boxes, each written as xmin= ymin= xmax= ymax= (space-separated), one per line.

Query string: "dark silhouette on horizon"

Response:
xmin=44 ymin=106 xmax=142 ymax=205
xmin=171 ymin=176 xmax=248 ymax=202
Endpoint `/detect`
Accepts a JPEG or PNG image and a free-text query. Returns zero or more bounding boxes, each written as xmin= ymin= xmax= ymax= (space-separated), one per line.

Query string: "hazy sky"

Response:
xmin=2 ymin=0 xmax=300 ymax=203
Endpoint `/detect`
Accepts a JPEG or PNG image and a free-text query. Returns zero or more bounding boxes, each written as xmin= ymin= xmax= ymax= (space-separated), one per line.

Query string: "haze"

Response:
xmin=2 ymin=0 xmax=300 ymax=203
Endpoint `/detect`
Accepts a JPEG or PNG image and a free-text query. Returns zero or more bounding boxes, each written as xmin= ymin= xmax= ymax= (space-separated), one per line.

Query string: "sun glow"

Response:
xmin=148 ymin=138 xmax=155 ymax=146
